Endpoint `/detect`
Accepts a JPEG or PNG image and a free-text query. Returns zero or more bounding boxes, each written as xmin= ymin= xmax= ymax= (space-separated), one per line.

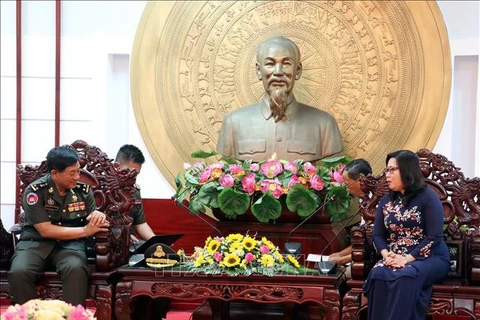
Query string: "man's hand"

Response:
xmin=329 ymin=253 xmax=351 ymax=265
xmin=83 ymin=220 xmax=110 ymax=237
xmin=86 ymin=210 xmax=109 ymax=227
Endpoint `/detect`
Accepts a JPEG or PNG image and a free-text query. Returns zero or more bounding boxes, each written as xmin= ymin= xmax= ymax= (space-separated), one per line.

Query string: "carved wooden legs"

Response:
xmin=115 ymin=281 xmax=132 ymax=320
xmin=324 ymin=288 xmax=341 ymax=320
xmin=94 ymin=285 xmax=113 ymax=320
xmin=342 ymin=288 xmax=363 ymax=320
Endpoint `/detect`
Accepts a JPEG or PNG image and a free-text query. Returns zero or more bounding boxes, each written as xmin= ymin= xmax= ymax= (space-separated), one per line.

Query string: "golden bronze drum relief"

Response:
xmin=131 ymin=1 xmax=451 ymax=186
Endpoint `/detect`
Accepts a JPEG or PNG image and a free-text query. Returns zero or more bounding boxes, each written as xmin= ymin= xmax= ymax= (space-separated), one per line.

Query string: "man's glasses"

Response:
xmin=383 ymin=166 xmax=399 ymax=175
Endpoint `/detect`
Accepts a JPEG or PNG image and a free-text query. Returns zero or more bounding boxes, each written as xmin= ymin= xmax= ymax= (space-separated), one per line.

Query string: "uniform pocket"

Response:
xmin=238 ymin=139 xmax=266 ymax=155
xmin=286 ymin=140 xmax=317 ymax=155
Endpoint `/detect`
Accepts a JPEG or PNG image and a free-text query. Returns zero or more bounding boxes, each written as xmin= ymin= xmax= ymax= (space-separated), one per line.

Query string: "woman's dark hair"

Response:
xmin=46 ymin=146 xmax=79 ymax=172
xmin=343 ymin=158 xmax=372 ymax=180
xmin=386 ymin=150 xmax=426 ymax=204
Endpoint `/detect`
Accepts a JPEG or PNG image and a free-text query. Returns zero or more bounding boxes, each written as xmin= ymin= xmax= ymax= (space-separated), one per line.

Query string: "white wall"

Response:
xmin=1 ymin=1 xmax=479 ymax=230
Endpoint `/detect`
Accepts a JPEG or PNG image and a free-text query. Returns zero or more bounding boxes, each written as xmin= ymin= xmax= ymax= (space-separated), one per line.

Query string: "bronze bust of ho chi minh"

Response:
xmin=216 ymin=35 xmax=344 ymax=163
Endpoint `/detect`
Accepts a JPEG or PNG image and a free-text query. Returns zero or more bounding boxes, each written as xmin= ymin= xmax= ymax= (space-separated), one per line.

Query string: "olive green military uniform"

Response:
xmin=9 ymin=174 xmax=96 ymax=306
xmin=130 ymin=184 xmax=147 ymax=225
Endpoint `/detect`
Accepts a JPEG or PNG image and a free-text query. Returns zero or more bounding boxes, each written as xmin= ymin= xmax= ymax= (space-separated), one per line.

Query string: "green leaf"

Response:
xmin=175 ymin=173 xmax=183 ymax=190
xmin=191 ymin=150 xmax=218 ymax=159
xmin=198 ymin=182 xmax=221 ymax=208
xmin=316 ymin=166 xmax=331 ymax=182
xmin=184 ymin=171 xmax=199 ymax=186
xmin=220 ymin=155 xmax=242 ymax=165
xmin=320 ymin=155 xmax=351 ymax=168
xmin=285 ymin=184 xmax=319 ymax=217
xmin=217 ymin=188 xmax=250 ymax=218
xmin=325 ymin=186 xmax=351 ymax=221
xmin=251 ymin=192 xmax=282 ymax=222
xmin=188 ymin=196 xmax=205 ymax=214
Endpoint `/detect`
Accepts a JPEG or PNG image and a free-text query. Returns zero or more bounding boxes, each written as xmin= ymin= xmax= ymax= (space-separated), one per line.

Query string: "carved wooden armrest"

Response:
xmin=469 ymin=228 xmax=480 ymax=285
xmin=350 ymin=225 xmax=366 ymax=280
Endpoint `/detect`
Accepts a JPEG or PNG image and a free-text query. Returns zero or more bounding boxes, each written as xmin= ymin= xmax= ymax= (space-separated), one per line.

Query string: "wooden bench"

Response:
xmin=342 ymin=149 xmax=480 ymax=319
xmin=0 ymin=140 xmax=137 ymax=320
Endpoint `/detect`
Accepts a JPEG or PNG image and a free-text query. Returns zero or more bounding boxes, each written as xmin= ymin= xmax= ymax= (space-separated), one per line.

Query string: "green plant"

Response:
xmin=174 ymin=151 xmax=351 ymax=223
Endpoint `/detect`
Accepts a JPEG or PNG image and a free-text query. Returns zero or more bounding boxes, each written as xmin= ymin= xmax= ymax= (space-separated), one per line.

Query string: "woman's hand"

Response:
xmin=384 ymin=253 xmax=408 ymax=269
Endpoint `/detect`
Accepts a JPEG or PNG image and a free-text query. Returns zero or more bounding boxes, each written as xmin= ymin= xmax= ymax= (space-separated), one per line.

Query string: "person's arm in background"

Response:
xmin=134 ymin=223 xmax=155 ymax=241
xmin=329 ymin=245 xmax=352 ymax=264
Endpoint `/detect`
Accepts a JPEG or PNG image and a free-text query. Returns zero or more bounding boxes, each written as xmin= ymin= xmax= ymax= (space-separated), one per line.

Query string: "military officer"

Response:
xmin=115 ymin=144 xmax=155 ymax=241
xmin=8 ymin=146 xmax=109 ymax=306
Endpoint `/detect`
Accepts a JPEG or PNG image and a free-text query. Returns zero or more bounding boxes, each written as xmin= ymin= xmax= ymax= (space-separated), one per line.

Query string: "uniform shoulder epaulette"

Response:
xmin=134 ymin=183 xmax=141 ymax=191
xmin=30 ymin=182 xmax=48 ymax=192
xmin=76 ymin=182 xmax=91 ymax=193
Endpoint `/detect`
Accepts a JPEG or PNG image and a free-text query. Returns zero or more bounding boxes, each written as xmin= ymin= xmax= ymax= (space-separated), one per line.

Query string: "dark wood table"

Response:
xmin=114 ymin=265 xmax=343 ymax=320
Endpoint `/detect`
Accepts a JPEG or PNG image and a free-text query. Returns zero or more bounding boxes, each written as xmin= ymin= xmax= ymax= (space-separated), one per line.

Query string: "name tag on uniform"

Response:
xmin=134 ymin=199 xmax=142 ymax=205
xmin=44 ymin=205 xmax=59 ymax=211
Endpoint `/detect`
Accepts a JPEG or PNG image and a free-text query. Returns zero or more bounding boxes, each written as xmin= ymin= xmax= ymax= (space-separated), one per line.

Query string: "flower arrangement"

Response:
xmin=174 ymin=151 xmax=351 ymax=223
xmin=180 ymin=233 xmax=302 ymax=277
xmin=1 ymin=299 xmax=96 ymax=320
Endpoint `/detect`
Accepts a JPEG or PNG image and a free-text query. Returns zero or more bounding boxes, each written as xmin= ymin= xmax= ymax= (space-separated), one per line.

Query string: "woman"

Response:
xmin=363 ymin=150 xmax=450 ymax=320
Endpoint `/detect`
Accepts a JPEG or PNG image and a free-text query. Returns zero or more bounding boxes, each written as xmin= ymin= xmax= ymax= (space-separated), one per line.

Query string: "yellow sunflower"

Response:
xmin=274 ymin=251 xmax=285 ymax=263
xmin=261 ymin=254 xmax=275 ymax=267
xmin=226 ymin=233 xmax=244 ymax=242
xmin=204 ymin=236 xmax=212 ymax=246
xmin=207 ymin=239 xmax=221 ymax=254
xmin=229 ymin=242 xmax=244 ymax=253
xmin=242 ymin=236 xmax=257 ymax=251
xmin=261 ymin=237 xmax=275 ymax=250
xmin=223 ymin=253 xmax=241 ymax=267
xmin=287 ymin=254 xmax=300 ymax=268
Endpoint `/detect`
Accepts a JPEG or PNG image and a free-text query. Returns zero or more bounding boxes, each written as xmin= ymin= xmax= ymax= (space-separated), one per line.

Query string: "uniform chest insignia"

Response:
xmin=48 ymin=187 xmax=54 ymax=194
xmin=134 ymin=199 xmax=142 ymax=205
xmin=47 ymin=198 xmax=55 ymax=205
xmin=26 ymin=192 xmax=39 ymax=205
xmin=72 ymin=193 xmax=78 ymax=202
xmin=78 ymin=202 xmax=86 ymax=210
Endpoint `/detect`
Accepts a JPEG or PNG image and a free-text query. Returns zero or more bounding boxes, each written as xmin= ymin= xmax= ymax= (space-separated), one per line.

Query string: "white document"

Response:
xmin=306 ymin=254 xmax=329 ymax=262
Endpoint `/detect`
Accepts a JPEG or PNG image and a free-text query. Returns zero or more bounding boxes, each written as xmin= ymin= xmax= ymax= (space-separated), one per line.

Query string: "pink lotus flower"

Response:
xmin=199 ymin=167 xmax=212 ymax=183
xmin=249 ymin=163 xmax=260 ymax=171
xmin=228 ymin=164 xmax=243 ymax=174
xmin=287 ymin=175 xmax=301 ymax=188
xmin=220 ymin=174 xmax=234 ymax=187
xmin=213 ymin=251 xmax=223 ymax=262
xmin=70 ymin=305 xmax=90 ymax=320
xmin=260 ymin=160 xmax=283 ymax=178
xmin=284 ymin=161 xmax=297 ymax=174
xmin=331 ymin=170 xmax=344 ymax=183
xmin=310 ymin=175 xmax=325 ymax=191
xmin=241 ymin=173 xmax=256 ymax=195
xmin=183 ymin=163 xmax=192 ymax=170
xmin=303 ymin=162 xmax=316 ymax=176
xmin=193 ymin=162 xmax=204 ymax=168
xmin=260 ymin=245 xmax=270 ymax=254
xmin=260 ymin=179 xmax=283 ymax=199
xmin=245 ymin=252 xmax=255 ymax=263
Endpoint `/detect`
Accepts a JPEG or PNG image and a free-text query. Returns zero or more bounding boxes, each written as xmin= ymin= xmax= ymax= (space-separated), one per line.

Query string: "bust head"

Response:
xmin=255 ymin=36 xmax=303 ymax=122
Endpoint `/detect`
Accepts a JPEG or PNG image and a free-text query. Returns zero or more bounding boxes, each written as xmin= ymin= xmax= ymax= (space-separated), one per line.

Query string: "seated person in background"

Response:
xmin=329 ymin=158 xmax=372 ymax=265
xmin=115 ymin=144 xmax=155 ymax=242
xmin=364 ymin=150 xmax=449 ymax=320
xmin=9 ymin=146 xmax=109 ymax=306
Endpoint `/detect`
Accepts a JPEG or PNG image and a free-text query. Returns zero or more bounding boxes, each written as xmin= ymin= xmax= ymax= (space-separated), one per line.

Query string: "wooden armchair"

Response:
xmin=0 ymin=140 xmax=138 ymax=320
xmin=342 ymin=149 xmax=480 ymax=319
